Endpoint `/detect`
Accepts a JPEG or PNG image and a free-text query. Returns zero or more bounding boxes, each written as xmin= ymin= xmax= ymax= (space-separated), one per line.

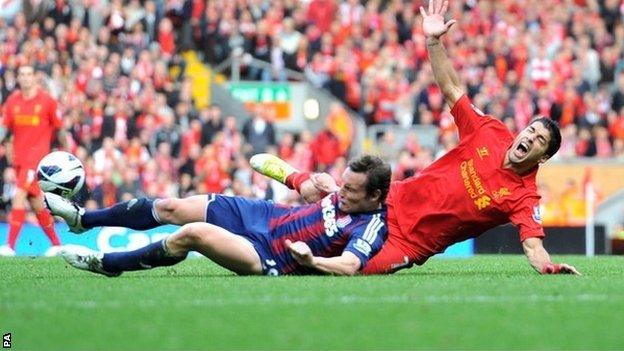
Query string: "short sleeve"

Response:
xmin=509 ymin=197 xmax=546 ymax=242
xmin=449 ymin=94 xmax=489 ymax=140
xmin=2 ymin=99 xmax=13 ymax=129
xmin=344 ymin=214 xmax=387 ymax=268
xmin=48 ymin=97 xmax=62 ymax=129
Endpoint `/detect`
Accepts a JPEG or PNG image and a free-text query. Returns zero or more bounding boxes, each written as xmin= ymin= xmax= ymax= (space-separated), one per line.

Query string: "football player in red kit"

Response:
xmin=0 ymin=65 xmax=67 ymax=256
xmin=252 ymin=0 xmax=579 ymax=276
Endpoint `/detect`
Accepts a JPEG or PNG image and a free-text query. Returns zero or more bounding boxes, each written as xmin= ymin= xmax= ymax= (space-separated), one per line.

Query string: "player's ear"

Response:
xmin=369 ymin=189 xmax=382 ymax=202
xmin=538 ymin=154 xmax=550 ymax=165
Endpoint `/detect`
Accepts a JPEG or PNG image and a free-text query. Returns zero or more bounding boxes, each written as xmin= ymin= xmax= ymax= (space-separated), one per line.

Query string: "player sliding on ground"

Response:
xmin=46 ymin=155 xmax=391 ymax=276
xmin=253 ymin=0 xmax=580 ymax=276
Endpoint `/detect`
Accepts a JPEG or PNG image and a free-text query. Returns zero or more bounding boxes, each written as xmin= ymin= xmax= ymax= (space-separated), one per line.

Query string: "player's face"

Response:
xmin=17 ymin=66 xmax=35 ymax=90
xmin=508 ymin=121 xmax=551 ymax=167
xmin=338 ymin=168 xmax=380 ymax=213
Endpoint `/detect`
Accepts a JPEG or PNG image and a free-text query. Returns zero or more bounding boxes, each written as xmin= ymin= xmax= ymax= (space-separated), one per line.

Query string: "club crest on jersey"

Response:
xmin=321 ymin=195 xmax=338 ymax=237
xmin=476 ymin=146 xmax=489 ymax=159
xmin=532 ymin=205 xmax=543 ymax=224
xmin=336 ymin=215 xmax=352 ymax=228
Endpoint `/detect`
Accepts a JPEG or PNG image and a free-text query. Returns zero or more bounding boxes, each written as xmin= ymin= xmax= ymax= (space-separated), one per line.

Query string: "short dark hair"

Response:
xmin=347 ymin=155 xmax=391 ymax=202
xmin=532 ymin=117 xmax=561 ymax=158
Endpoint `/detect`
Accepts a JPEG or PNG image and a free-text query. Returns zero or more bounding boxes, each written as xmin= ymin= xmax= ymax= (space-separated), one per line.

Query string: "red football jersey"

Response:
xmin=387 ymin=95 xmax=544 ymax=264
xmin=3 ymin=89 xmax=61 ymax=168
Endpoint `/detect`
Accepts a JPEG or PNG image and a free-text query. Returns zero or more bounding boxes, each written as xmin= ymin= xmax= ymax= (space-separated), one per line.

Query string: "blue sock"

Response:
xmin=82 ymin=198 xmax=161 ymax=230
xmin=102 ymin=239 xmax=186 ymax=273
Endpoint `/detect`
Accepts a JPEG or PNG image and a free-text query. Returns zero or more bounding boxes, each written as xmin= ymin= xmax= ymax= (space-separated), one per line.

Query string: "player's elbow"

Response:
xmin=339 ymin=256 xmax=361 ymax=276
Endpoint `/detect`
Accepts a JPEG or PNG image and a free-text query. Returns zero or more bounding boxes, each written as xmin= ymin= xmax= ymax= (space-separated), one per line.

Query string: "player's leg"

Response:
xmin=250 ymin=153 xmax=324 ymax=202
xmin=4 ymin=167 xmax=34 ymax=254
xmin=359 ymin=238 xmax=414 ymax=275
xmin=4 ymin=188 xmax=27 ymax=255
xmin=44 ymin=193 xmax=209 ymax=233
xmin=61 ymin=222 xmax=262 ymax=276
xmin=29 ymin=185 xmax=61 ymax=254
xmin=250 ymin=153 xmax=299 ymax=184
xmin=165 ymin=222 xmax=263 ymax=275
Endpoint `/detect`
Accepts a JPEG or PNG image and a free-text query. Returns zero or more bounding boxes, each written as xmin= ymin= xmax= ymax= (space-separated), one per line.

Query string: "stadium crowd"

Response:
xmin=0 ymin=0 xmax=623 ymax=224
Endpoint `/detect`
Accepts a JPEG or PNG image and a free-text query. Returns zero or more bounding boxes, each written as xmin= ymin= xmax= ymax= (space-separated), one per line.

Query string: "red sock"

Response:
xmin=285 ymin=172 xmax=311 ymax=191
xmin=8 ymin=208 xmax=26 ymax=249
xmin=36 ymin=210 xmax=60 ymax=246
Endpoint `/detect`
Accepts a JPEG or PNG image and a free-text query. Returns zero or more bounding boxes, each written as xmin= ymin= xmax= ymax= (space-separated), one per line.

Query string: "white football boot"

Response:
xmin=60 ymin=245 xmax=121 ymax=277
xmin=43 ymin=192 xmax=87 ymax=234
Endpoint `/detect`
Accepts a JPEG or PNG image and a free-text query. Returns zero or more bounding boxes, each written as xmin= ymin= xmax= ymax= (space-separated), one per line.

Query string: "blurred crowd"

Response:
xmin=0 ymin=0 xmax=622 ymax=222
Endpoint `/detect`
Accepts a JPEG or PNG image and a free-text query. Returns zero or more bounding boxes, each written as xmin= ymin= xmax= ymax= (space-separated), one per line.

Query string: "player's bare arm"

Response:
xmin=285 ymin=239 xmax=361 ymax=276
xmin=420 ymin=0 xmax=463 ymax=107
xmin=522 ymin=237 xmax=581 ymax=275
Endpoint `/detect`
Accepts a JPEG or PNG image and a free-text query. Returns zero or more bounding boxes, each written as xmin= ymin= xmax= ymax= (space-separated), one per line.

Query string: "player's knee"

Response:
xmin=177 ymin=223 xmax=210 ymax=245
xmin=154 ymin=198 xmax=180 ymax=223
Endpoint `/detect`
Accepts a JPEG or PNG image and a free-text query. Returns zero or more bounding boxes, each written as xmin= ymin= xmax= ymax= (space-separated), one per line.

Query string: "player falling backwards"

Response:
xmin=46 ymin=155 xmax=391 ymax=276
xmin=254 ymin=0 xmax=580 ymax=275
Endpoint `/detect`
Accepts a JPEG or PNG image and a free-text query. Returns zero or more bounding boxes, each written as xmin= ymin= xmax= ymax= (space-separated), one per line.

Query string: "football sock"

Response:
xmin=102 ymin=239 xmax=186 ymax=272
xmin=82 ymin=198 xmax=162 ymax=230
xmin=7 ymin=209 xmax=26 ymax=249
xmin=35 ymin=210 xmax=61 ymax=246
xmin=285 ymin=172 xmax=311 ymax=191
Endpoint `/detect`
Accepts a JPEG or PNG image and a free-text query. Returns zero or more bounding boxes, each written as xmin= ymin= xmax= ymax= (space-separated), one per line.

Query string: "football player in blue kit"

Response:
xmin=46 ymin=155 xmax=390 ymax=277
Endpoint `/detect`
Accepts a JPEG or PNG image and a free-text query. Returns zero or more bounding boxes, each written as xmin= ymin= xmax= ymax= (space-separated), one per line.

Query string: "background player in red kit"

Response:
xmin=0 ymin=65 xmax=67 ymax=256
xmin=253 ymin=0 xmax=580 ymax=276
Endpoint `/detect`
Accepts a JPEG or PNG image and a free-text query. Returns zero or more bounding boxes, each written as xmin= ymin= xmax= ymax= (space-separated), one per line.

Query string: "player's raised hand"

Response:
xmin=285 ymin=239 xmax=314 ymax=266
xmin=420 ymin=0 xmax=456 ymax=39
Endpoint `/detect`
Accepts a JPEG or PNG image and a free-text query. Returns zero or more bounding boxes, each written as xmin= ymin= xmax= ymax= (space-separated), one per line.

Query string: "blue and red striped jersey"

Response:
xmin=268 ymin=193 xmax=387 ymax=275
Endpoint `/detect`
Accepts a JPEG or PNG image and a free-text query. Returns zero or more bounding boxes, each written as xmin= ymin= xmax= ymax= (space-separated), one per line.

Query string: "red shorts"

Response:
xmin=360 ymin=201 xmax=415 ymax=275
xmin=15 ymin=165 xmax=41 ymax=196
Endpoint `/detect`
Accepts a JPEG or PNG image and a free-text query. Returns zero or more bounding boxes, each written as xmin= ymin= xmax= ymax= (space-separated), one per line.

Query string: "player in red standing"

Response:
xmin=252 ymin=0 xmax=580 ymax=275
xmin=0 ymin=64 xmax=67 ymax=256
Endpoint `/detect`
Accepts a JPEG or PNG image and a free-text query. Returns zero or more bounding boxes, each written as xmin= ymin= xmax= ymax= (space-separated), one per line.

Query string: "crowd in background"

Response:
xmin=0 ymin=0 xmax=623 ymax=225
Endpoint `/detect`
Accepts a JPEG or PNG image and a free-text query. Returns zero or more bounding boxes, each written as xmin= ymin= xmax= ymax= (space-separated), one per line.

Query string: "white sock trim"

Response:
xmin=151 ymin=199 xmax=164 ymax=224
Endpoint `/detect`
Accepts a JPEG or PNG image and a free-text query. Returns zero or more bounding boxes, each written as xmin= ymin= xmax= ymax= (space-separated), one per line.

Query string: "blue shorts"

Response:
xmin=205 ymin=194 xmax=289 ymax=275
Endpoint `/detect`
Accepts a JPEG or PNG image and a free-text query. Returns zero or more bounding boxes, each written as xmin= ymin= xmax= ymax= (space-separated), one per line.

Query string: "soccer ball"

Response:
xmin=37 ymin=151 xmax=86 ymax=198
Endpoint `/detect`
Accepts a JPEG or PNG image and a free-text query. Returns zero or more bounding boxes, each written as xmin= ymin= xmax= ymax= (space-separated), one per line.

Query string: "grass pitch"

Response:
xmin=1 ymin=255 xmax=623 ymax=350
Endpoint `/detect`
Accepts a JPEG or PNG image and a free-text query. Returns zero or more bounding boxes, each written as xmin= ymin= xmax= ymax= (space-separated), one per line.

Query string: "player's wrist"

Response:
xmin=540 ymin=263 xmax=562 ymax=274
xmin=426 ymin=37 xmax=442 ymax=46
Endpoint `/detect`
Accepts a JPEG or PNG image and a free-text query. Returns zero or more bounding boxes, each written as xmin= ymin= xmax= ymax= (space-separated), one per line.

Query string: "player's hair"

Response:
xmin=348 ymin=155 xmax=391 ymax=202
xmin=532 ymin=117 xmax=561 ymax=158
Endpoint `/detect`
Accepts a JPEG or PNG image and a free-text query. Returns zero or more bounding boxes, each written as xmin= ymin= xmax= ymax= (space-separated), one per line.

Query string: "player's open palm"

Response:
xmin=420 ymin=0 xmax=456 ymax=39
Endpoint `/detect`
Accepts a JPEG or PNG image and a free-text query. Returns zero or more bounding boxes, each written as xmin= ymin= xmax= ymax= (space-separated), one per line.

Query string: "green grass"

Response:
xmin=1 ymin=255 xmax=623 ymax=350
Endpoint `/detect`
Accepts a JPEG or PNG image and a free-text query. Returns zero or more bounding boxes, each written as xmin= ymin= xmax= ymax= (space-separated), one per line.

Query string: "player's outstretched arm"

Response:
xmin=420 ymin=0 xmax=463 ymax=107
xmin=522 ymin=237 xmax=581 ymax=275
xmin=285 ymin=239 xmax=361 ymax=276
xmin=250 ymin=153 xmax=337 ymax=203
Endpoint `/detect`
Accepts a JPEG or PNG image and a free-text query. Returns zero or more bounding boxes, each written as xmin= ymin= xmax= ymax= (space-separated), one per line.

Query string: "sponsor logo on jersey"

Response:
xmin=460 ymin=159 xmax=491 ymax=210
xmin=321 ymin=195 xmax=338 ymax=237
xmin=532 ymin=205 xmax=542 ymax=224
xmin=14 ymin=115 xmax=40 ymax=126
